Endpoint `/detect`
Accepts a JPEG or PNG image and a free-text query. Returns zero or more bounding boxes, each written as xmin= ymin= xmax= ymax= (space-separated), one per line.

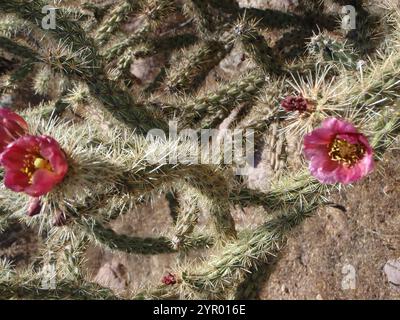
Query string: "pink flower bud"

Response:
xmin=281 ymin=95 xmax=308 ymax=113
xmin=27 ymin=197 xmax=42 ymax=217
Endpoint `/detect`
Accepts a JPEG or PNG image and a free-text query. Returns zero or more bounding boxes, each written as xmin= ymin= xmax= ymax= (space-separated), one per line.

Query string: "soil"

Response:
xmin=0 ymin=223 xmax=40 ymax=268
xmin=260 ymin=148 xmax=400 ymax=299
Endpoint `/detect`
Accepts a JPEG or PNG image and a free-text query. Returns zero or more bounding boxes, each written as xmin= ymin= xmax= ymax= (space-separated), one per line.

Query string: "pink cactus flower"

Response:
xmin=0 ymin=135 xmax=68 ymax=197
xmin=303 ymin=118 xmax=374 ymax=184
xmin=0 ymin=108 xmax=28 ymax=154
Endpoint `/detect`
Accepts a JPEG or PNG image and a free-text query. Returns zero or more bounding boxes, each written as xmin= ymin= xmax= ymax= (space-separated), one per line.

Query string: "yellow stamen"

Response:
xmin=329 ymin=138 xmax=365 ymax=166
xmin=34 ymin=157 xmax=52 ymax=171
xmin=20 ymin=156 xmax=53 ymax=184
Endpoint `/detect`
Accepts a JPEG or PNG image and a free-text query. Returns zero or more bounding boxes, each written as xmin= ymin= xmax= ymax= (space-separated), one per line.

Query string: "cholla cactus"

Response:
xmin=0 ymin=0 xmax=399 ymax=300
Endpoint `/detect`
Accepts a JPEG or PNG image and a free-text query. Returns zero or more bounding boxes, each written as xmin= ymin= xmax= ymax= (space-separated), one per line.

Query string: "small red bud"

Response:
xmin=27 ymin=197 xmax=41 ymax=217
xmin=281 ymin=95 xmax=308 ymax=113
xmin=162 ymin=272 xmax=176 ymax=285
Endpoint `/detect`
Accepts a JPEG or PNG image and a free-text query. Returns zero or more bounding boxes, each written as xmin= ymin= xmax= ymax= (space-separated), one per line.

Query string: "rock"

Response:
xmin=237 ymin=0 xmax=299 ymax=11
xmin=246 ymin=145 xmax=270 ymax=191
xmin=383 ymin=259 xmax=400 ymax=290
xmin=281 ymin=284 xmax=289 ymax=294
xmin=130 ymin=55 xmax=165 ymax=85
xmin=218 ymin=45 xmax=250 ymax=77
xmin=122 ymin=15 xmax=147 ymax=34
xmin=94 ymin=260 xmax=129 ymax=293
xmin=300 ymin=251 xmax=310 ymax=266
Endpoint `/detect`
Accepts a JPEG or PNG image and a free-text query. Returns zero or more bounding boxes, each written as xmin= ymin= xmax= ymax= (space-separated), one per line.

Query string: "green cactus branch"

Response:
xmin=0 ymin=207 xmax=14 ymax=233
xmin=166 ymin=70 xmax=266 ymax=128
xmin=0 ymin=36 xmax=38 ymax=60
xmin=133 ymin=284 xmax=178 ymax=300
xmin=308 ymin=33 xmax=361 ymax=70
xmin=0 ymin=40 xmax=166 ymax=133
xmin=0 ymin=59 xmax=35 ymax=94
xmin=165 ymin=40 xmax=227 ymax=93
xmin=371 ymin=108 xmax=400 ymax=158
xmin=0 ymin=0 xmax=98 ymax=62
xmin=207 ymin=0 xmax=337 ymax=31
xmin=0 ymin=276 xmax=118 ymax=299
xmin=104 ymin=33 xmax=199 ymax=87
xmin=0 ymin=2 xmax=169 ymax=134
xmin=88 ymin=78 xmax=168 ymax=133
xmin=0 ymin=255 xmax=116 ymax=300
xmin=102 ymin=26 xmax=150 ymax=62
xmin=182 ymin=0 xmax=215 ymax=36
xmin=239 ymin=110 xmax=284 ymax=135
xmin=128 ymin=164 xmax=237 ymax=240
xmin=0 ymin=56 xmax=15 ymax=75
xmin=0 ymin=15 xmax=42 ymax=51
xmin=0 ymin=0 xmax=97 ymax=51
xmin=77 ymin=217 xmax=213 ymax=255
xmin=95 ymin=0 xmax=140 ymax=45
xmin=233 ymin=17 xmax=281 ymax=75
xmin=230 ymin=171 xmax=326 ymax=212
xmin=173 ymin=190 xmax=200 ymax=241
xmin=353 ymin=57 xmax=400 ymax=109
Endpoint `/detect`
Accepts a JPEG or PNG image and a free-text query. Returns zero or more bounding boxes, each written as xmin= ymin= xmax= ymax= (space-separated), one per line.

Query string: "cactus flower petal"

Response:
xmin=0 ymin=135 xmax=68 ymax=196
xmin=303 ymin=118 xmax=374 ymax=184
xmin=0 ymin=108 xmax=28 ymax=154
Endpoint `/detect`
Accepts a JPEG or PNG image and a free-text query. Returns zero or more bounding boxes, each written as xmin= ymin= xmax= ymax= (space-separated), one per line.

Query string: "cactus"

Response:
xmin=0 ymin=0 xmax=399 ymax=300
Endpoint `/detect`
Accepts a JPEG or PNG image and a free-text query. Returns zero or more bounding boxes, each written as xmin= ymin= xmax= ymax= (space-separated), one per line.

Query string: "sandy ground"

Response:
xmin=260 ymin=148 xmax=400 ymax=299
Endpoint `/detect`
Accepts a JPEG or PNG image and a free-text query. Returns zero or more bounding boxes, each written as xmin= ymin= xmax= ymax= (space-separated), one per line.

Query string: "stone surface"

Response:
xmin=384 ymin=259 xmax=400 ymax=290
xmin=94 ymin=260 xmax=129 ymax=293
xmin=218 ymin=45 xmax=251 ymax=77
xmin=130 ymin=55 xmax=165 ymax=85
xmin=237 ymin=0 xmax=299 ymax=11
